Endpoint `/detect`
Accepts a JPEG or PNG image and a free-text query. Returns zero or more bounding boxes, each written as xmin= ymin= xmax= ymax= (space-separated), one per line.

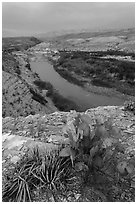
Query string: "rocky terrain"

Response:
xmin=3 ymin=29 xmax=134 ymax=118
xmin=2 ymin=30 xmax=135 ymax=202
xmin=47 ymin=28 xmax=135 ymax=53
xmin=2 ymin=106 xmax=135 ymax=202
xmin=2 ymin=38 xmax=57 ymax=117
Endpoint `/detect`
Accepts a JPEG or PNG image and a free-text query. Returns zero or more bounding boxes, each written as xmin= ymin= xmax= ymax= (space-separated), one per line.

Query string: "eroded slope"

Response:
xmin=2 ymin=38 xmax=57 ymax=117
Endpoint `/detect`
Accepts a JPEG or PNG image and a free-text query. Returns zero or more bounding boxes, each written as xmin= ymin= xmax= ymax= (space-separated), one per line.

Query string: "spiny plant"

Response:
xmin=60 ymin=113 xmax=93 ymax=165
xmin=3 ymin=161 xmax=35 ymax=202
xmin=3 ymin=147 xmax=74 ymax=202
xmin=33 ymin=151 xmax=74 ymax=192
xmin=124 ymin=100 xmax=135 ymax=114
xmin=2 ymin=148 xmax=41 ymax=202
xmin=60 ymin=113 xmax=126 ymax=171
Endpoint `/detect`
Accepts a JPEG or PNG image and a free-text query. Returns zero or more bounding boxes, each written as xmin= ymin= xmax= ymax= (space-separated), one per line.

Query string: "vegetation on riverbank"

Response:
xmin=2 ymin=37 xmax=58 ymax=118
xmin=34 ymin=80 xmax=80 ymax=111
xmin=54 ymin=65 xmax=84 ymax=86
xmin=54 ymin=50 xmax=135 ymax=96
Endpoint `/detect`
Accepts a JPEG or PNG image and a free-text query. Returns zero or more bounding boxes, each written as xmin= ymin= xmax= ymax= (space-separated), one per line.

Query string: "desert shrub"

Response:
xmin=86 ymin=58 xmax=96 ymax=65
xmin=124 ymin=100 xmax=135 ymax=114
xmin=53 ymin=67 xmax=83 ymax=86
xmin=117 ymin=61 xmax=135 ymax=81
xmin=30 ymin=87 xmax=47 ymax=105
xmin=34 ymin=72 xmax=39 ymax=78
xmin=34 ymin=80 xmax=79 ymax=111
xmin=30 ymin=37 xmax=41 ymax=44
xmin=13 ymin=46 xmax=20 ymax=51
xmin=117 ymin=85 xmax=135 ymax=96
xmin=15 ymin=65 xmax=21 ymax=75
xmin=47 ymin=90 xmax=79 ymax=112
xmin=3 ymin=148 xmax=73 ymax=202
xmin=92 ymin=78 xmax=113 ymax=88
xmin=83 ymin=64 xmax=92 ymax=73
xmin=127 ymin=79 xmax=135 ymax=86
xmin=25 ymin=63 xmax=31 ymax=70
xmin=2 ymin=65 xmax=5 ymax=71
xmin=34 ymin=80 xmax=53 ymax=90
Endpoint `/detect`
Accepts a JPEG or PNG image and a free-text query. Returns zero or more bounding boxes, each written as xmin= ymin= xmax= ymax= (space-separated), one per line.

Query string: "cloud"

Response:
xmin=2 ymin=2 xmax=135 ymax=37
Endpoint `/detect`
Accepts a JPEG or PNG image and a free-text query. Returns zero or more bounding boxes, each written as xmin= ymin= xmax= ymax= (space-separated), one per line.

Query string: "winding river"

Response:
xmin=31 ymin=60 xmax=124 ymax=111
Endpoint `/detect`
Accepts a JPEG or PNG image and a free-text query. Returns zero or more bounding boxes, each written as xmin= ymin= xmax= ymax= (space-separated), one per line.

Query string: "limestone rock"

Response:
xmin=2 ymin=106 xmax=135 ymax=202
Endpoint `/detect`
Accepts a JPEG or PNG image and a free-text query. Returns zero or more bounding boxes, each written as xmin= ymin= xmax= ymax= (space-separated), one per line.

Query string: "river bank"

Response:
xmin=2 ymin=38 xmax=58 ymax=117
xmin=30 ymin=59 xmax=126 ymax=111
xmin=51 ymin=50 xmax=134 ymax=101
xmin=25 ymin=42 xmax=135 ymax=112
xmin=33 ymin=80 xmax=80 ymax=111
xmin=3 ymin=39 xmax=134 ymax=118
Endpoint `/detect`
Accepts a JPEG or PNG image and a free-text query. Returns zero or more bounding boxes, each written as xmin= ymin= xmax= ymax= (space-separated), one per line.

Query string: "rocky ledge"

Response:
xmin=2 ymin=106 xmax=135 ymax=202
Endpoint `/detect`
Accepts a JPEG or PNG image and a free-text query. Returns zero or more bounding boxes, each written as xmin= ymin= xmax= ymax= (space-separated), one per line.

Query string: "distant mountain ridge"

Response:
xmin=36 ymin=27 xmax=135 ymax=41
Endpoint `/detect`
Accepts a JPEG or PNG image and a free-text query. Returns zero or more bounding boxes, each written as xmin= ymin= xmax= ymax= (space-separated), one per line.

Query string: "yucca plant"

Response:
xmin=2 ymin=148 xmax=42 ymax=202
xmin=33 ymin=151 xmax=74 ymax=192
xmin=3 ymin=148 xmax=74 ymax=202
xmin=3 ymin=162 xmax=34 ymax=202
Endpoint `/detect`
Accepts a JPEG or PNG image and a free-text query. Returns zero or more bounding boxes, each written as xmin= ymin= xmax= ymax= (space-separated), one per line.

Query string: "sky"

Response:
xmin=2 ymin=2 xmax=135 ymax=37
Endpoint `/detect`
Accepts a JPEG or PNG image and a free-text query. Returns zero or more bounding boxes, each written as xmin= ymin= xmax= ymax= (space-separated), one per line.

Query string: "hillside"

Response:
xmin=2 ymin=37 xmax=58 ymax=117
xmin=44 ymin=28 xmax=135 ymax=53
xmin=2 ymin=31 xmax=135 ymax=202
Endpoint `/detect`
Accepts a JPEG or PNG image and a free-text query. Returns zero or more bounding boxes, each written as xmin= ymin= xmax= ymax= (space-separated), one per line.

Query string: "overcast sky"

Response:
xmin=2 ymin=2 xmax=135 ymax=37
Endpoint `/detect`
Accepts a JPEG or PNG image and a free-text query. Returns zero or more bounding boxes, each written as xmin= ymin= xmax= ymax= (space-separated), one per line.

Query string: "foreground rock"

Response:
xmin=2 ymin=106 xmax=135 ymax=202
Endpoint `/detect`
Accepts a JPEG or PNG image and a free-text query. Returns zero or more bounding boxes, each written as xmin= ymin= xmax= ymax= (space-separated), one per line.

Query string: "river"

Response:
xmin=30 ymin=60 xmax=124 ymax=111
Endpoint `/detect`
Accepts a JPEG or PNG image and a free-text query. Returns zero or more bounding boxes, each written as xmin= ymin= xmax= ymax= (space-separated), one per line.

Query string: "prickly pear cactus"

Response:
xmin=60 ymin=113 xmax=94 ymax=164
xmin=60 ymin=113 xmax=128 ymax=178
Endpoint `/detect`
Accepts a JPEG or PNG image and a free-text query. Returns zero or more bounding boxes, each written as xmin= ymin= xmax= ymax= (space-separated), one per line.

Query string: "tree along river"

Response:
xmin=31 ymin=60 xmax=124 ymax=111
